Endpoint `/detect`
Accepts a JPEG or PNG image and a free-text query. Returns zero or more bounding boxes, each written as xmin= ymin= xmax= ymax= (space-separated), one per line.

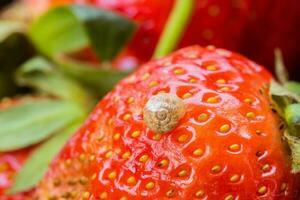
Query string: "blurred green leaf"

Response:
xmin=9 ymin=121 xmax=81 ymax=194
xmin=16 ymin=56 xmax=96 ymax=109
xmin=0 ymin=99 xmax=84 ymax=151
xmin=0 ymin=20 xmax=33 ymax=97
xmin=285 ymin=81 xmax=300 ymax=96
xmin=56 ymin=56 xmax=129 ymax=96
xmin=29 ymin=5 xmax=136 ymax=61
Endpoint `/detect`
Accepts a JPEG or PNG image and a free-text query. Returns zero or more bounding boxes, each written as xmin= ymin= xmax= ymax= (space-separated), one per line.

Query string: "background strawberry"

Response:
xmin=26 ymin=0 xmax=300 ymax=79
xmin=37 ymin=46 xmax=299 ymax=199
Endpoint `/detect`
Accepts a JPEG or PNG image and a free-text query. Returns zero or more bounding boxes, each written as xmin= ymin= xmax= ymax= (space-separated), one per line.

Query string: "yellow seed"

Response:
xmin=79 ymin=176 xmax=88 ymax=185
xmin=189 ymin=78 xmax=197 ymax=83
xmin=230 ymin=174 xmax=240 ymax=183
xmin=105 ymin=151 xmax=113 ymax=159
xmin=0 ymin=164 xmax=8 ymax=172
xmin=158 ymin=159 xmax=169 ymax=168
xmin=99 ymin=192 xmax=108 ymax=199
xmin=131 ymin=130 xmax=141 ymax=138
xmin=127 ymin=97 xmax=135 ymax=104
xmin=108 ymin=118 xmax=113 ymax=125
xmin=206 ymin=65 xmax=217 ymax=71
xmin=122 ymin=151 xmax=131 ymax=159
xmin=229 ymin=144 xmax=240 ymax=151
xmin=70 ymin=191 xmax=78 ymax=198
xmin=145 ymin=181 xmax=155 ymax=190
xmin=174 ymin=69 xmax=185 ymax=75
xmin=211 ymin=165 xmax=221 ymax=173
xmin=206 ymin=96 xmax=218 ymax=103
xmin=258 ymin=186 xmax=267 ymax=195
xmin=108 ymin=171 xmax=117 ymax=180
xmin=91 ymin=173 xmax=97 ymax=180
xmin=246 ymin=112 xmax=255 ymax=118
xmin=79 ymin=154 xmax=86 ymax=161
xmin=178 ymin=170 xmax=188 ymax=177
xmin=262 ymin=164 xmax=270 ymax=172
xmin=220 ymin=87 xmax=230 ymax=92
xmin=177 ymin=134 xmax=188 ymax=142
xmin=139 ymin=155 xmax=149 ymax=163
xmin=244 ymin=98 xmax=253 ymax=104
xmin=224 ymin=194 xmax=234 ymax=200
xmin=89 ymin=155 xmax=95 ymax=162
xmin=281 ymin=183 xmax=287 ymax=191
xmin=114 ymin=96 xmax=120 ymax=102
xmin=166 ymin=189 xmax=175 ymax=197
xmin=193 ymin=148 xmax=203 ymax=157
xmin=113 ymin=133 xmax=121 ymax=140
xmin=182 ymin=92 xmax=192 ymax=99
xmin=127 ymin=176 xmax=136 ymax=185
xmin=65 ymin=159 xmax=72 ymax=166
xmin=120 ymin=196 xmax=127 ymax=200
xmin=82 ymin=191 xmax=90 ymax=199
xmin=197 ymin=113 xmax=208 ymax=122
xmin=152 ymin=134 xmax=162 ymax=141
xmin=142 ymin=73 xmax=150 ymax=80
xmin=149 ymin=80 xmax=158 ymax=87
xmin=219 ymin=124 xmax=230 ymax=133
xmin=216 ymin=79 xmax=226 ymax=84
xmin=123 ymin=113 xmax=131 ymax=121
xmin=195 ymin=190 xmax=205 ymax=197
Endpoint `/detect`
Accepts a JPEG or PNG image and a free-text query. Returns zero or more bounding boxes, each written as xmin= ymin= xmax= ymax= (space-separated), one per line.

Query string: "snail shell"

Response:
xmin=143 ymin=93 xmax=186 ymax=134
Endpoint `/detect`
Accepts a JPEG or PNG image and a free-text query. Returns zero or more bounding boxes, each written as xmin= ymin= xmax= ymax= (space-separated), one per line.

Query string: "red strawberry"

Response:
xmin=0 ymin=99 xmax=35 ymax=200
xmin=26 ymin=0 xmax=300 ymax=75
xmin=37 ymin=46 xmax=299 ymax=199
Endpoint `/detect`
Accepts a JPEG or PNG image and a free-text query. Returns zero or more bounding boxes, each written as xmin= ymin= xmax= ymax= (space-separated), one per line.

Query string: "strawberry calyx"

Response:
xmin=270 ymin=50 xmax=300 ymax=173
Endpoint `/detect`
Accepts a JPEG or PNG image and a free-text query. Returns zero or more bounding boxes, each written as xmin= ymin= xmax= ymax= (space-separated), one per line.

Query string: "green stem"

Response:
xmin=153 ymin=0 xmax=194 ymax=59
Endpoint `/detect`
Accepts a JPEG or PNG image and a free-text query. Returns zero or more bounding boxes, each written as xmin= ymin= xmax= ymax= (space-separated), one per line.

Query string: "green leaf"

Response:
xmin=8 ymin=122 xmax=81 ymax=194
xmin=56 ymin=56 xmax=129 ymax=96
xmin=270 ymin=81 xmax=300 ymax=115
xmin=153 ymin=0 xmax=194 ymax=58
xmin=0 ymin=20 xmax=33 ymax=97
xmin=29 ymin=5 xmax=136 ymax=61
xmin=16 ymin=56 xmax=96 ymax=109
xmin=285 ymin=104 xmax=300 ymax=136
xmin=0 ymin=99 xmax=84 ymax=151
xmin=284 ymin=132 xmax=300 ymax=173
xmin=285 ymin=81 xmax=300 ymax=96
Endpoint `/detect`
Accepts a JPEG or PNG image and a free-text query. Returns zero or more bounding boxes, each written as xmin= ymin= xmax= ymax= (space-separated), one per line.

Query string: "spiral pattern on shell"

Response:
xmin=143 ymin=93 xmax=186 ymax=134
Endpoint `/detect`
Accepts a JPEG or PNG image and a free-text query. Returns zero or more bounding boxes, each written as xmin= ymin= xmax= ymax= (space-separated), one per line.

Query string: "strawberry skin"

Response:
xmin=38 ymin=46 xmax=298 ymax=199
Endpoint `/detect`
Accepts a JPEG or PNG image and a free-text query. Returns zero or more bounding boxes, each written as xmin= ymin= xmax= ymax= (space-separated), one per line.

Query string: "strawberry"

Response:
xmin=37 ymin=46 xmax=299 ymax=199
xmin=26 ymin=0 xmax=300 ymax=75
xmin=0 ymin=98 xmax=35 ymax=200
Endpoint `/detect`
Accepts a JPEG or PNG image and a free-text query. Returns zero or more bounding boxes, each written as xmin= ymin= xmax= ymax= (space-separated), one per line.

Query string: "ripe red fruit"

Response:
xmin=0 ymin=99 xmax=35 ymax=200
xmin=26 ymin=0 xmax=300 ymax=75
xmin=37 ymin=46 xmax=299 ymax=199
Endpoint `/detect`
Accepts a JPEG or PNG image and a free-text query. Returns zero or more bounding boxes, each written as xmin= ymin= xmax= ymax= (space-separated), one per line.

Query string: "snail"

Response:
xmin=143 ymin=93 xmax=186 ymax=134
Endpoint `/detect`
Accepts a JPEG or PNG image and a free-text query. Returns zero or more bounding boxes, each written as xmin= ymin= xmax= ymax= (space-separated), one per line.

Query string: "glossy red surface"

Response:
xmin=38 ymin=46 xmax=299 ymax=199
xmin=27 ymin=0 xmax=300 ymax=77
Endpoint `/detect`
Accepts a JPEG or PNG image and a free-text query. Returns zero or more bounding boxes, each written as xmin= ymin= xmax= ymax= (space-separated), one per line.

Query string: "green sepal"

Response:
xmin=284 ymin=132 xmax=300 ymax=173
xmin=8 ymin=121 xmax=81 ymax=194
xmin=29 ymin=5 xmax=136 ymax=61
xmin=56 ymin=56 xmax=129 ymax=96
xmin=285 ymin=104 xmax=300 ymax=137
xmin=0 ymin=99 xmax=84 ymax=151
xmin=16 ymin=56 xmax=96 ymax=109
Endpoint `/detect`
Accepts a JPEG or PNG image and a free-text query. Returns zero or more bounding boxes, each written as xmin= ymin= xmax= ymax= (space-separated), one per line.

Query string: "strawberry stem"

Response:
xmin=153 ymin=0 xmax=194 ymax=59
